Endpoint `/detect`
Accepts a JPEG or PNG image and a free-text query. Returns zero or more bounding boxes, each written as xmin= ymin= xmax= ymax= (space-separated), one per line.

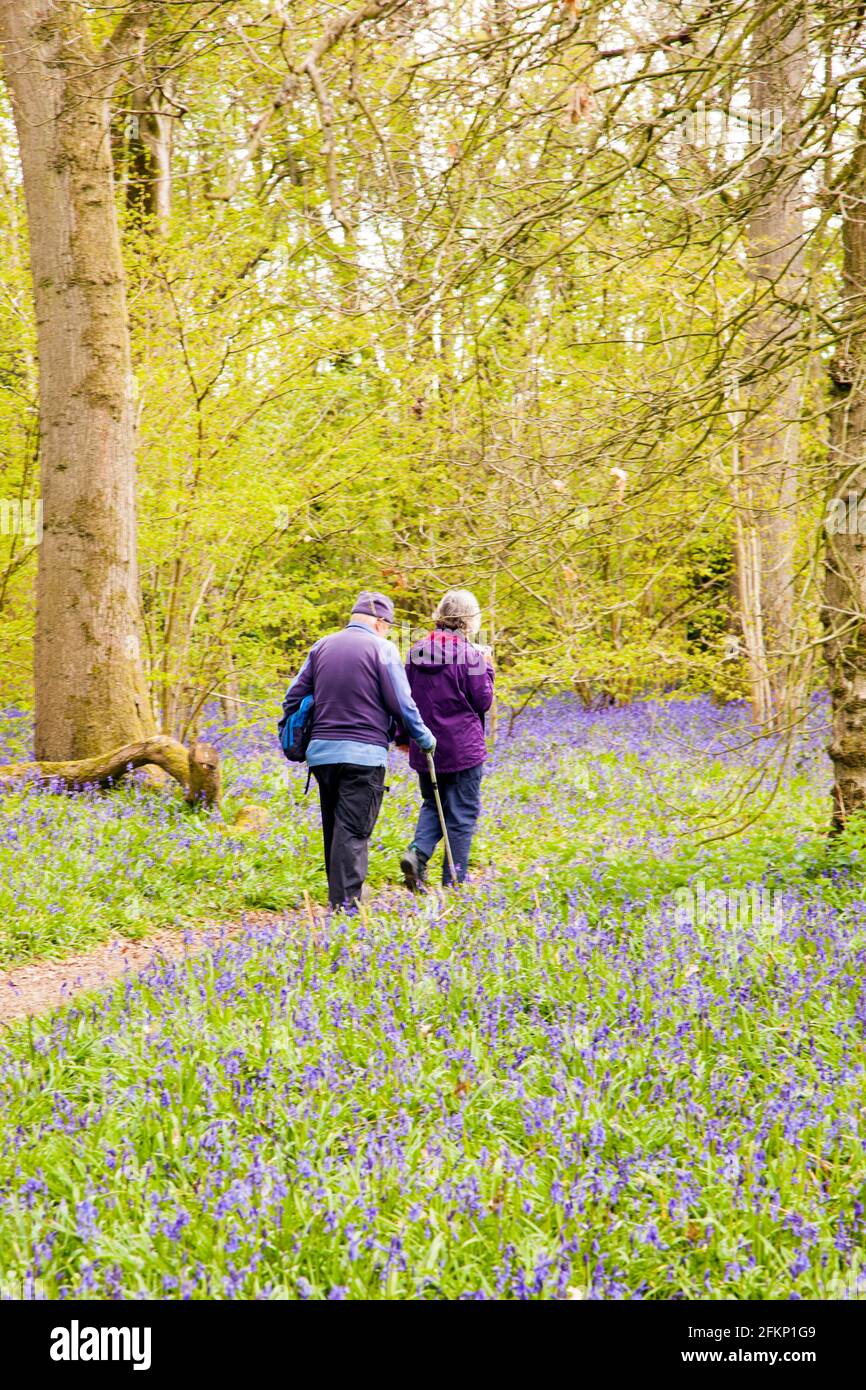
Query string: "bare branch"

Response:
xmin=99 ymin=2 xmax=156 ymax=70
xmin=305 ymin=56 xmax=354 ymax=239
xmin=595 ymin=4 xmax=720 ymax=61
xmin=212 ymin=0 xmax=410 ymax=201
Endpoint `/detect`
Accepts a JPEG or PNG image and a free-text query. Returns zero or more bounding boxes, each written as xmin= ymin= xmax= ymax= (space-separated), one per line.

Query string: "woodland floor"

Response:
xmin=4 ymin=696 xmax=866 ymax=1298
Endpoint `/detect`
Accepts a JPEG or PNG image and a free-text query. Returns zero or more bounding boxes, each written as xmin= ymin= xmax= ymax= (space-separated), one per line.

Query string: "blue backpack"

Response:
xmin=278 ymin=694 xmax=315 ymax=762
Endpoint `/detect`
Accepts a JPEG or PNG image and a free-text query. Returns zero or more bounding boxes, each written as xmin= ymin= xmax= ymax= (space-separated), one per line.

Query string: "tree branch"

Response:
xmin=99 ymin=2 xmax=156 ymax=72
xmin=596 ymin=5 xmax=719 ymax=61
xmin=305 ymin=0 xmax=408 ymax=67
xmin=212 ymin=0 xmax=409 ymax=201
xmin=305 ymin=56 xmax=354 ymax=239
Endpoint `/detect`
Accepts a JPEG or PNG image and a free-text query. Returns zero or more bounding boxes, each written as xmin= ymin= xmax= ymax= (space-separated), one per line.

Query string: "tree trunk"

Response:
xmin=0 ymin=1 xmax=155 ymax=759
xmin=219 ymin=648 xmax=242 ymax=724
xmin=733 ymin=460 xmax=774 ymax=725
xmin=126 ymin=46 xmax=174 ymax=232
xmin=738 ymin=0 xmax=806 ymax=727
xmin=822 ymin=89 xmax=866 ymax=832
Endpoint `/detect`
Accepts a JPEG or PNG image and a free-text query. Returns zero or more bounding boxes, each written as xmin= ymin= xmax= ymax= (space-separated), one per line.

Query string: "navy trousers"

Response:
xmin=412 ymin=762 xmax=483 ymax=885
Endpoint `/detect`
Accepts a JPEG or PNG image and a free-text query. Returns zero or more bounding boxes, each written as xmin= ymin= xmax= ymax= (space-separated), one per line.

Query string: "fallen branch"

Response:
xmin=0 ymin=735 xmax=221 ymax=807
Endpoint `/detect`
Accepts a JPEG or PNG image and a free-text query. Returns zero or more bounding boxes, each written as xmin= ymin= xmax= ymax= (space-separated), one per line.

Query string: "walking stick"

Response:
xmin=426 ymin=750 xmax=459 ymax=885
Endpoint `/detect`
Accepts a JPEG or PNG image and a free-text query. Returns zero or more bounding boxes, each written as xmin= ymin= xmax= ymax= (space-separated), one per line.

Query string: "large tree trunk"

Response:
xmin=822 ymin=89 xmax=866 ymax=832
xmin=737 ymin=0 xmax=806 ymax=728
xmin=0 ymin=1 xmax=155 ymax=759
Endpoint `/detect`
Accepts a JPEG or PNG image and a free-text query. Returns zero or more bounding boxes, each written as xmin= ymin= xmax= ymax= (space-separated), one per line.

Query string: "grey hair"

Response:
xmin=432 ymin=588 xmax=482 ymax=638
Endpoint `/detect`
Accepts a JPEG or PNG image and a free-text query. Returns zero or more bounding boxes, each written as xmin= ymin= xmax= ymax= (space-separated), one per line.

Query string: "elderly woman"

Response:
xmin=398 ymin=589 xmax=495 ymax=889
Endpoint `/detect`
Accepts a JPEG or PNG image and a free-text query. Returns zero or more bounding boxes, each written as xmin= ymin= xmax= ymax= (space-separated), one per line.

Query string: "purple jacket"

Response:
xmin=401 ymin=629 xmax=495 ymax=774
xmin=282 ymin=621 xmax=434 ymax=766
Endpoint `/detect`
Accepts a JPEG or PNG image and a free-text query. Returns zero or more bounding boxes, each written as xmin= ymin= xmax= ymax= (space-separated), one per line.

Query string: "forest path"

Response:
xmin=0 ymin=909 xmax=290 ymax=1026
xmin=0 ymin=879 xmax=461 ymax=1027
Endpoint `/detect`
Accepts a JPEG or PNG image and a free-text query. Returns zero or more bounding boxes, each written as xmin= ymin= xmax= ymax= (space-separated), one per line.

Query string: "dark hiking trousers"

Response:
xmin=412 ymin=762 xmax=483 ymax=886
xmin=313 ymin=763 xmax=386 ymax=909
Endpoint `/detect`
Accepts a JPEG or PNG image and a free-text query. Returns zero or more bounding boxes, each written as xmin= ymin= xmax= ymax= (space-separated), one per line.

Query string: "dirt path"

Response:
xmin=0 ymin=908 xmax=293 ymax=1027
xmin=0 ymin=879 xmax=456 ymax=1027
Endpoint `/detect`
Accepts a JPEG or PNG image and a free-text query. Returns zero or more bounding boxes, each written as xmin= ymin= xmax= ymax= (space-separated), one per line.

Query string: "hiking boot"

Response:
xmin=400 ymin=847 xmax=428 ymax=893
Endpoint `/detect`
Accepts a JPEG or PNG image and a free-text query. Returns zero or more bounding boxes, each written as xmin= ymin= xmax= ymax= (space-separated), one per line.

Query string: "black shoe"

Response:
xmin=400 ymin=848 xmax=427 ymax=893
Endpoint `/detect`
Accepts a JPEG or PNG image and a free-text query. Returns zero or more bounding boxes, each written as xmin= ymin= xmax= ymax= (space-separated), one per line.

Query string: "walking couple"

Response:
xmin=280 ymin=588 xmax=494 ymax=910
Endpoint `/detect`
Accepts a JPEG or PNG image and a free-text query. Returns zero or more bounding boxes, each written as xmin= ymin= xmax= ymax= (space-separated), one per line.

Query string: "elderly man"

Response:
xmin=282 ymin=591 xmax=436 ymax=911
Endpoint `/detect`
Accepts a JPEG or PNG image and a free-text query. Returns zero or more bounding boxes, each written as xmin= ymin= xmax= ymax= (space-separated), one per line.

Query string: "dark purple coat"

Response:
xmin=401 ymin=630 xmax=495 ymax=774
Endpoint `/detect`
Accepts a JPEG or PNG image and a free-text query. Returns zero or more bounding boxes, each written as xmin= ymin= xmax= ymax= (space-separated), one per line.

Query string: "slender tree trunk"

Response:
xmin=738 ymin=0 xmax=806 ymax=727
xmin=732 ymin=432 xmax=774 ymax=724
xmin=126 ymin=44 xmax=174 ymax=231
xmin=0 ymin=1 xmax=155 ymax=758
xmin=822 ymin=89 xmax=866 ymax=831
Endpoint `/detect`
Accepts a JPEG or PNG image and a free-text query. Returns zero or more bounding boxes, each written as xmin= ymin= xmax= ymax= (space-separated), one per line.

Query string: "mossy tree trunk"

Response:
xmin=0 ymin=1 xmax=155 ymax=759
